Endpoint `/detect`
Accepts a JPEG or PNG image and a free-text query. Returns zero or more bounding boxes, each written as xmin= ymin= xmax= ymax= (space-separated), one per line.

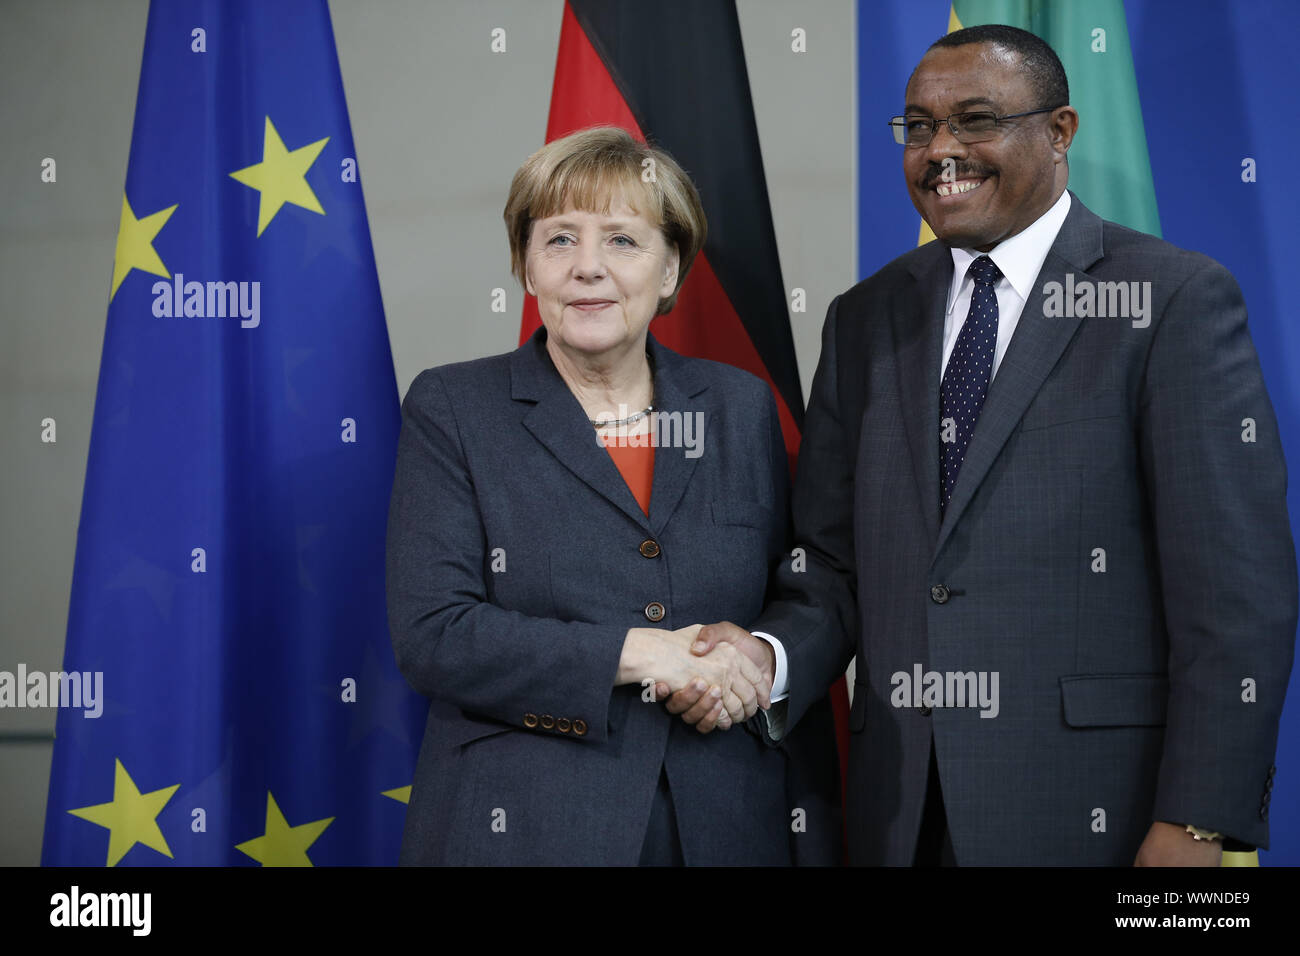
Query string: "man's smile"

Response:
xmin=933 ymin=177 xmax=987 ymax=198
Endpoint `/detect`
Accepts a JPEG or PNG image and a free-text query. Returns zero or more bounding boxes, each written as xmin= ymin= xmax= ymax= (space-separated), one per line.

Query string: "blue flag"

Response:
xmin=41 ymin=0 xmax=425 ymax=866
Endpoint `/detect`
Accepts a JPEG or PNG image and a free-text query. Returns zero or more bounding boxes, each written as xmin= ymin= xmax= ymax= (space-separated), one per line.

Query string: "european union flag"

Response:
xmin=41 ymin=0 xmax=425 ymax=866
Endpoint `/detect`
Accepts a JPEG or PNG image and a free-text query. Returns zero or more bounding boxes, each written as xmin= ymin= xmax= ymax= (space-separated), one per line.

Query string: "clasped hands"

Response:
xmin=619 ymin=622 xmax=774 ymax=733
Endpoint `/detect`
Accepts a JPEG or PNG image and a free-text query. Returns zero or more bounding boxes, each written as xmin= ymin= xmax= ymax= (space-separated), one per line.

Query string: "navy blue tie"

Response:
xmin=940 ymin=255 xmax=1002 ymax=514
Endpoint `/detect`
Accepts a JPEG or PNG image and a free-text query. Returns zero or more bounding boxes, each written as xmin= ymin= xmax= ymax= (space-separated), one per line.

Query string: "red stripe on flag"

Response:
xmin=542 ymin=1 xmax=643 ymax=142
xmin=646 ymin=254 xmax=801 ymax=461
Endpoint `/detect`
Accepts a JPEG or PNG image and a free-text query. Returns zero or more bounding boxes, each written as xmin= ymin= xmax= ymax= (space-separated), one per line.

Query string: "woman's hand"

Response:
xmin=617 ymin=625 xmax=769 ymax=729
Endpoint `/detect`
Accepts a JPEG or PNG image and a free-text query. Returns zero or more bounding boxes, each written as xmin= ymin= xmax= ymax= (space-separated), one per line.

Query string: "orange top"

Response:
xmin=603 ymin=441 xmax=654 ymax=515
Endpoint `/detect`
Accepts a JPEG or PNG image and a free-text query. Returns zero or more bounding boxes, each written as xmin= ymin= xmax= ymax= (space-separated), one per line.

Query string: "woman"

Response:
xmin=386 ymin=126 xmax=835 ymax=865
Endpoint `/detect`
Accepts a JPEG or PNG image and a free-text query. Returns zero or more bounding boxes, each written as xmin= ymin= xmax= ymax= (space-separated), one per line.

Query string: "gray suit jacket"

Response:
xmin=756 ymin=192 xmax=1296 ymax=865
xmin=387 ymin=326 xmax=839 ymax=865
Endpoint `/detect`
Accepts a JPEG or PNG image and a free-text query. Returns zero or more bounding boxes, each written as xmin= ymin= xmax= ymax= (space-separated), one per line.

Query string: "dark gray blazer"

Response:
xmin=756 ymin=192 xmax=1296 ymax=865
xmin=387 ymin=327 xmax=839 ymax=865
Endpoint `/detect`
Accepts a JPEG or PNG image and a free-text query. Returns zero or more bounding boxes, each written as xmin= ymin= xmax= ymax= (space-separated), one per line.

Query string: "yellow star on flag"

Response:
xmin=111 ymin=195 xmax=177 ymax=300
xmin=382 ymin=785 xmax=411 ymax=804
xmin=67 ymin=758 xmax=179 ymax=867
xmin=229 ymin=116 xmax=329 ymax=237
xmin=235 ymin=792 xmax=333 ymax=866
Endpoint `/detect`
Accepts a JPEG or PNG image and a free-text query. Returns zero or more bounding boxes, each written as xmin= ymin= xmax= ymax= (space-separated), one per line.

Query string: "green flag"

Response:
xmin=946 ymin=0 xmax=1161 ymax=236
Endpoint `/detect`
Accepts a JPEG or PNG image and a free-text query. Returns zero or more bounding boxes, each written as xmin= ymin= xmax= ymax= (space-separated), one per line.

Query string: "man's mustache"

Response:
xmin=921 ymin=165 xmax=995 ymax=189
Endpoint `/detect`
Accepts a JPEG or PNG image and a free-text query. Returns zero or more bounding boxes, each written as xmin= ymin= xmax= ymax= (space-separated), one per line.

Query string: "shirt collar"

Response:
xmin=946 ymin=190 xmax=1072 ymax=314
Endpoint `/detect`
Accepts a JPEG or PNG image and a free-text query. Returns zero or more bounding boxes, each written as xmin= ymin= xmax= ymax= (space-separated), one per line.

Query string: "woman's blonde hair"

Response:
xmin=503 ymin=126 xmax=707 ymax=315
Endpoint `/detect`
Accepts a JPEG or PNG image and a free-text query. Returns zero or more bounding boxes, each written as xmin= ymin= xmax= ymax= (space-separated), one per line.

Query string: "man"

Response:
xmin=673 ymin=24 xmax=1295 ymax=865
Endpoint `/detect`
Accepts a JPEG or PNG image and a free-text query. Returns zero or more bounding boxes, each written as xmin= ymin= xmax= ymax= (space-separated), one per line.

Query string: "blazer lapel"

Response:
xmin=512 ymin=328 xmax=651 ymax=531
xmin=933 ymin=193 xmax=1106 ymax=558
xmin=896 ymin=242 xmax=951 ymax=548
xmin=644 ymin=332 xmax=709 ymax=537
xmin=510 ymin=327 xmax=710 ymax=535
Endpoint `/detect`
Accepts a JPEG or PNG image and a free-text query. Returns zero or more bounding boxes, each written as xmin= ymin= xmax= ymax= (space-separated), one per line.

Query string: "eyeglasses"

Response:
xmin=888 ymin=107 xmax=1061 ymax=147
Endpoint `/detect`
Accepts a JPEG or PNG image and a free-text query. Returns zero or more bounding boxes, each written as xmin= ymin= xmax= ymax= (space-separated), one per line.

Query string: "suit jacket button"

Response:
xmin=557 ymin=717 xmax=572 ymax=733
xmin=644 ymin=601 xmax=666 ymax=622
xmin=523 ymin=713 xmax=538 ymax=728
xmin=572 ymin=718 xmax=588 ymax=736
xmin=540 ymin=714 xmax=555 ymax=730
xmin=919 ymin=705 xmax=933 ymax=716
xmin=930 ymin=584 xmax=950 ymax=604
xmin=639 ymin=539 xmax=661 ymax=558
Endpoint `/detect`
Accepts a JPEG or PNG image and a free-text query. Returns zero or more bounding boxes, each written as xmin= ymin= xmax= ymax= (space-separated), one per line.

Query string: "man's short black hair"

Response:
xmin=925 ymin=24 xmax=1069 ymax=109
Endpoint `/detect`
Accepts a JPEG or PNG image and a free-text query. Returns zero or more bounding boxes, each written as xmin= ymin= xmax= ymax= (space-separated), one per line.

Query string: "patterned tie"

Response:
xmin=940 ymin=254 xmax=1002 ymax=515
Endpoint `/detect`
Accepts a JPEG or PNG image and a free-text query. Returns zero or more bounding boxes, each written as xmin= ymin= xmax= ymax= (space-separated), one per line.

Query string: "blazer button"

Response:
xmin=572 ymin=718 xmax=588 ymax=736
xmin=639 ymin=539 xmax=661 ymax=558
xmin=557 ymin=717 xmax=572 ymax=733
xmin=523 ymin=713 xmax=538 ymax=728
xmin=540 ymin=714 xmax=555 ymax=730
xmin=919 ymin=705 xmax=933 ymax=716
xmin=644 ymin=601 xmax=666 ymax=622
xmin=930 ymin=585 xmax=950 ymax=604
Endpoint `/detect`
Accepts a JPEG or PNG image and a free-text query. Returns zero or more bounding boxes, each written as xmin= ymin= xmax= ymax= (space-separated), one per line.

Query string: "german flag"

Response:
xmin=520 ymin=0 xmax=848 ymax=861
xmin=518 ymin=0 xmax=804 ymax=460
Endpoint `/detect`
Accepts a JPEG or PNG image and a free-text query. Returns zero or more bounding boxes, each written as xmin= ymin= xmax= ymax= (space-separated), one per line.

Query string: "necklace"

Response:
xmin=590 ymin=404 xmax=653 ymax=428
xmin=588 ymin=353 xmax=655 ymax=429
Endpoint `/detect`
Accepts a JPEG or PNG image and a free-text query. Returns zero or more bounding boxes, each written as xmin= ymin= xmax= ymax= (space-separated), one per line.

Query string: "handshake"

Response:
xmin=617 ymin=623 xmax=775 ymax=733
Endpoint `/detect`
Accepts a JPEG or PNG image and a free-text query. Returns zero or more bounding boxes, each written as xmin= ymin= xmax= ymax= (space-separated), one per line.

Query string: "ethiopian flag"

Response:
xmin=920 ymin=0 xmax=1162 ymax=245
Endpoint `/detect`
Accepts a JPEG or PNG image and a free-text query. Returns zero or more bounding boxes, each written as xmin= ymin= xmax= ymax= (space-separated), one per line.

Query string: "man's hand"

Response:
xmin=1134 ymin=822 xmax=1223 ymax=867
xmin=654 ymin=622 xmax=775 ymax=734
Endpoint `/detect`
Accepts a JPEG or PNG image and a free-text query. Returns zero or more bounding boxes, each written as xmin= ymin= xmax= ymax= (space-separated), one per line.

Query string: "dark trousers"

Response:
xmin=913 ymin=738 xmax=957 ymax=866
xmin=638 ymin=767 xmax=685 ymax=866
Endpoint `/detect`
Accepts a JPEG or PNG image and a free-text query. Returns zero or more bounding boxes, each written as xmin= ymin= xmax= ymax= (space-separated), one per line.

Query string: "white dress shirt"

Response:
xmin=942 ymin=190 xmax=1071 ymax=381
xmin=752 ymin=191 xmax=1072 ymax=736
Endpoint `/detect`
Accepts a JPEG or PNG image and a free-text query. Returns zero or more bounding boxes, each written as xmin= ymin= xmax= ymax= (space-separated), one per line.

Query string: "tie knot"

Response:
xmin=968 ymin=255 xmax=1001 ymax=286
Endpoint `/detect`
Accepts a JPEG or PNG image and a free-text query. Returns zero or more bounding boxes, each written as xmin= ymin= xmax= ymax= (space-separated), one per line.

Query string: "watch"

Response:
xmin=1184 ymin=825 xmax=1224 ymax=842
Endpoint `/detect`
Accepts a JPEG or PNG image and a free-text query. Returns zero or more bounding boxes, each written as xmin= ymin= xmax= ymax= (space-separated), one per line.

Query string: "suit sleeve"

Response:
xmin=752 ymin=294 xmax=859 ymax=737
xmin=742 ymin=382 xmax=794 ymax=742
xmin=385 ymin=369 xmax=628 ymax=743
xmin=1139 ymin=260 xmax=1298 ymax=848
